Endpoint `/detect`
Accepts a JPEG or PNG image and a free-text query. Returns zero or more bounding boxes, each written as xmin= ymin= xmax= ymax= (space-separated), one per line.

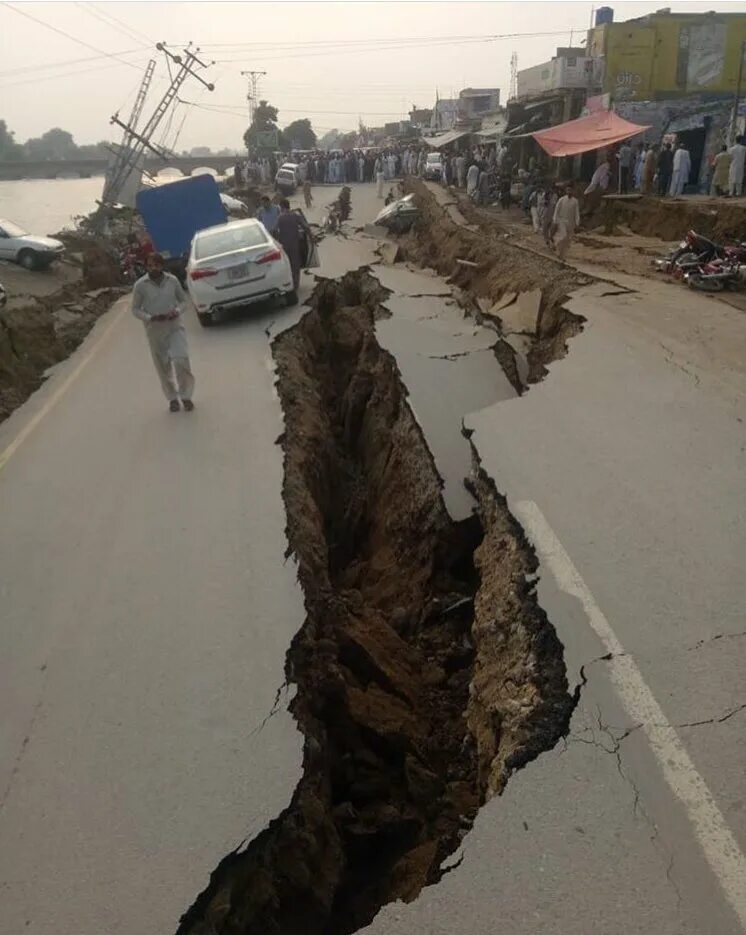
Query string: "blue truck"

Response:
xmin=136 ymin=174 xmax=227 ymax=282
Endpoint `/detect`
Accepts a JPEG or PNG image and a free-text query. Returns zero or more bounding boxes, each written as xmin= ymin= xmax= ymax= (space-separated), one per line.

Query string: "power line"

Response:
xmin=0 ymin=47 xmax=143 ymax=78
xmin=198 ymin=29 xmax=584 ymax=49
xmin=0 ymin=57 xmax=152 ymax=88
xmin=88 ymin=1 xmax=156 ymax=48
xmin=73 ymin=1 xmax=151 ymax=48
xmin=0 ymin=1 xmax=145 ymax=71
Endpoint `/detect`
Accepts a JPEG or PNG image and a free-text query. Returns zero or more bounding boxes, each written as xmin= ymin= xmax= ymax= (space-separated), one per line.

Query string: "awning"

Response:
xmin=425 ymin=129 xmax=470 ymax=149
xmin=531 ymin=111 xmax=650 ymax=157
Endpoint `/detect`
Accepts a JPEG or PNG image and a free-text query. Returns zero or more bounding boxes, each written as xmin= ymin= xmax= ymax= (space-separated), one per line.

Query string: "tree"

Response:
xmin=0 ymin=119 xmax=23 ymax=160
xmin=243 ymin=100 xmax=280 ymax=152
xmin=24 ymin=127 xmax=77 ymax=161
xmin=283 ymin=118 xmax=316 ymax=150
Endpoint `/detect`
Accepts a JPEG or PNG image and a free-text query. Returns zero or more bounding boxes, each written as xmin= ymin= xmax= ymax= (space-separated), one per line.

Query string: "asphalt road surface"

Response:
xmin=1 ymin=182 xmax=745 ymax=934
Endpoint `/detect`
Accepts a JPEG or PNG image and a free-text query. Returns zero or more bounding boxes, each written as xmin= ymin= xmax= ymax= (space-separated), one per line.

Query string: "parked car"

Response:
xmin=186 ymin=218 xmax=296 ymax=327
xmin=423 ymin=152 xmax=443 ymax=181
xmin=0 ymin=218 xmax=64 ymax=270
xmin=275 ymin=163 xmax=301 ymax=195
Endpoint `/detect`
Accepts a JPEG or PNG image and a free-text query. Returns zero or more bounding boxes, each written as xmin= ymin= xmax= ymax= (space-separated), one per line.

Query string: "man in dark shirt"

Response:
xmin=658 ymin=143 xmax=674 ymax=196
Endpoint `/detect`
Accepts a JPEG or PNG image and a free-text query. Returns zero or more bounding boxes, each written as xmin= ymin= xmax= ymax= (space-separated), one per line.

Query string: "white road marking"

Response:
xmin=0 ymin=301 xmax=126 ymax=474
xmin=514 ymin=499 xmax=746 ymax=931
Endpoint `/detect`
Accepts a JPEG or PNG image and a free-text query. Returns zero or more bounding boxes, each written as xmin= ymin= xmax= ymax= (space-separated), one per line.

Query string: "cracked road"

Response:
xmin=0 ymin=184 xmax=745 ymax=934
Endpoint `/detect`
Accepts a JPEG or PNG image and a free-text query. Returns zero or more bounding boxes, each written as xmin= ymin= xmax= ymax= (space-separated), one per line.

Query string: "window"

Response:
xmin=566 ymin=56 xmax=577 ymax=66
xmin=0 ymin=220 xmax=28 ymax=237
xmin=195 ymin=224 xmax=267 ymax=259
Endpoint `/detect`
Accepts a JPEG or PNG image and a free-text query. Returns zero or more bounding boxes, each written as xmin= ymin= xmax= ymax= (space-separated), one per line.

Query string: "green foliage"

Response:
xmin=243 ymin=100 xmax=282 ymax=152
xmin=282 ymin=118 xmax=316 ymax=150
xmin=0 ymin=120 xmax=112 ymax=161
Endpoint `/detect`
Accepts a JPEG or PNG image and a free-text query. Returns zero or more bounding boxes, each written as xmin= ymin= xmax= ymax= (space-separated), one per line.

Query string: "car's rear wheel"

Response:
xmin=18 ymin=249 xmax=39 ymax=271
xmin=285 ymin=290 xmax=298 ymax=307
xmin=197 ymin=311 xmax=214 ymax=327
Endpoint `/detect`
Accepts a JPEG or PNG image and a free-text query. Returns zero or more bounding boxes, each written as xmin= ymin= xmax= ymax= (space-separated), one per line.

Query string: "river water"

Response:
xmin=0 ymin=170 xmax=230 ymax=236
xmin=0 ymin=177 xmax=106 ymax=234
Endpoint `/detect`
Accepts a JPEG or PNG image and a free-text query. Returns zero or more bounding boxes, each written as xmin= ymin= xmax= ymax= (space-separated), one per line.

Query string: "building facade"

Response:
xmin=517 ymin=48 xmax=601 ymax=99
xmin=458 ymin=88 xmax=501 ymax=124
xmin=588 ymin=9 xmax=746 ymax=102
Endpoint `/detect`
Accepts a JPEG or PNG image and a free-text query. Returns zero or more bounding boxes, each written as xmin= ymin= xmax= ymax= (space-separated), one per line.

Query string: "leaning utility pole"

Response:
xmin=102 ymin=43 xmax=214 ymax=207
xmin=241 ymin=69 xmax=267 ymax=123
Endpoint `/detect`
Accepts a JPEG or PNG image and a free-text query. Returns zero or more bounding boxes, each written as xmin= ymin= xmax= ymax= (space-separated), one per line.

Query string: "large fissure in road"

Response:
xmin=177 ymin=271 xmax=574 ymax=935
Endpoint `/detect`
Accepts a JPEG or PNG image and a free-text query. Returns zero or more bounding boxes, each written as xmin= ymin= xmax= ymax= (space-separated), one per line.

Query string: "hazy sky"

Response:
xmin=0 ymin=1 xmax=740 ymax=151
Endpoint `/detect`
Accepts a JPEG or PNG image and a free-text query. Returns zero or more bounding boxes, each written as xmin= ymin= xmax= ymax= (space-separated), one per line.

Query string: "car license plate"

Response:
xmin=228 ymin=263 xmax=249 ymax=280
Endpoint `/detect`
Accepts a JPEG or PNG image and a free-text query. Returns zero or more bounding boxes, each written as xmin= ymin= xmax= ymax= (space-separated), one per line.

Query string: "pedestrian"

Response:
xmin=466 ymin=160 xmax=479 ymax=199
xmin=456 ymin=152 xmax=466 ymax=188
xmin=658 ymin=143 xmax=673 ymax=195
xmin=233 ymin=162 xmax=244 ymax=187
xmin=584 ymin=156 xmax=611 ymax=195
xmin=710 ymin=145 xmax=731 ymax=196
xmin=642 ymin=144 xmax=658 ymax=194
xmin=728 ymin=135 xmax=745 ymax=197
xmin=274 ymin=199 xmax=305 ymax=296
xmin=303 ymin=178 xmax=313 ymax=208
xmin=669 ymin=142 xmax=691 ymax=196
xmin=634 ymin=143 xmax=647 ymax=191
xmin=529 ymin=183 xmax=544 ymax=231
xmin=542 ymin=185 xmax=559 ymax=246
xmin=478 ymin=165 xmax=490 ymax=204
xmin=552 ymin=182 xmax=580 ymax=262
xmin=256 ymin=195 xmax=280 ymax=234
xmin=617 ymin=140 xmax=632 ymax=193
xmin=131 ymin=253 xmax=195 ymax=413
xmin=375 ymin=156 xmax=385 ymax=198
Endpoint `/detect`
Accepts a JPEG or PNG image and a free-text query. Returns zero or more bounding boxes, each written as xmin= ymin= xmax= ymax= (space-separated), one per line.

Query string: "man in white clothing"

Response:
xmin=669 ymin=143 xmax=691 ymax=196
xmin=552 ymin=182 xmax=581 ymax=262
xmin=466 ymin=161 xmax=479 ymax=198
xmin=729 ymin=135 xmax=745 ymax=197
xmin=131 ymin=253 xmax=195 ymax=412
xmin=456 ymin=153 xmax=467 ymax=188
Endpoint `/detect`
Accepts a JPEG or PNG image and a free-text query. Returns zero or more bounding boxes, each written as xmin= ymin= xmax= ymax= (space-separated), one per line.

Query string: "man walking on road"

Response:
xmin=132 ymin=254 xmax=195 ymax=412
xmin=552 ymin=182 xmax=580 ymax=262
xmin=617 ymin=140 xmax=632 ymax=193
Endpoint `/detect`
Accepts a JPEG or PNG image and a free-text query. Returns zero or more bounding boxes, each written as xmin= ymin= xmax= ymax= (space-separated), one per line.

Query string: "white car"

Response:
xmin=0 ymin=218 xmax=65 ymax=270
xmin=274 ymin=163 xmax=300 ymax=195
xmin=186 ymin=218 xmax=296 ymax=326
xmin=423 ymin=152 xmax=443 ymax=180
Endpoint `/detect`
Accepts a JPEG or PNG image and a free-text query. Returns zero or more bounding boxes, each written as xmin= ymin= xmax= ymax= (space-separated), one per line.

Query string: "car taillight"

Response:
xmin=190 ymin=267 xmax=218 ymax=280
xmin=256 ymin=248 xmax=282 ymax=265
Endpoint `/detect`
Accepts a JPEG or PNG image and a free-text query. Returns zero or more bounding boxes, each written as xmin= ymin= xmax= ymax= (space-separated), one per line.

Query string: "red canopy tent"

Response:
xmin=531 ymin=110 xmax=650 ymax=158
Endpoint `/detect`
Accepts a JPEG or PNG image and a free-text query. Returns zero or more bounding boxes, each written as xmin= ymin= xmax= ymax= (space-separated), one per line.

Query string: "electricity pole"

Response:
xmin=102 ymin=43 xmax=214 ymax=207
xmin=729 ymin=39 xmax=746 ymax=145
xmin=241 ymin=70 xmax=267 ymax=123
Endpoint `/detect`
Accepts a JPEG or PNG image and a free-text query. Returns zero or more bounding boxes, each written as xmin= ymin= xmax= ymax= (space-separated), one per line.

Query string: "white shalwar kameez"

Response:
xmin=131 ymin=271 xmax=195 ymax=403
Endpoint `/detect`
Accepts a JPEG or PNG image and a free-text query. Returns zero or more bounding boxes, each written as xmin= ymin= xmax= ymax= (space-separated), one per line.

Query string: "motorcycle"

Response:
xmin=685 ymin=258 xmax=746 ymax=292
xmin=655 ymin=230 xmax=746 ymax=281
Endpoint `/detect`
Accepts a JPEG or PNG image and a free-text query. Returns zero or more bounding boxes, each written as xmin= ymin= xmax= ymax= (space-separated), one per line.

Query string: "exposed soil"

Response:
xmin=599 ymin=195 xmax=746 ymax=243
xmin=399 ymin=180 xmax=587 ymax=387
xmin=0 ymin=283 xmax=124 ymax=423
xmin=177 ymin=270 xmax=574 ymax=935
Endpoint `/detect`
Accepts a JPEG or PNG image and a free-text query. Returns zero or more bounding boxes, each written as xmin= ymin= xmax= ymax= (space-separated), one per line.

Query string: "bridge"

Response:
xmin=0 ymin=154 xmax=239 ymax=181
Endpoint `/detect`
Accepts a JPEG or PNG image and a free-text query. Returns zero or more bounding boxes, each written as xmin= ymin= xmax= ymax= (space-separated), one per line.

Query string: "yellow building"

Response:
xmin=588 ymin=9 xmax=746 ymax=102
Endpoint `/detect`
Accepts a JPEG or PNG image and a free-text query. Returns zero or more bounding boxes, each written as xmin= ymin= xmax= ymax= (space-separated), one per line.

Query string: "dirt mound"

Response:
xmin=600 ymin=196 xmax=746 ymax=243
xmin=177 ymin=270 xmax=573 ymax=935
xmin=0 ymin=286 xmax=123 ymax=423
xmin=57 ymin=232 xmax=122 ymax=289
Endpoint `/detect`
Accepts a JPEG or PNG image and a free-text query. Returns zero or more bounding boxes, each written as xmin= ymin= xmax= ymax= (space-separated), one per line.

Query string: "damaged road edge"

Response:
xmin=176 ymin=270 xmax=575 ymax=935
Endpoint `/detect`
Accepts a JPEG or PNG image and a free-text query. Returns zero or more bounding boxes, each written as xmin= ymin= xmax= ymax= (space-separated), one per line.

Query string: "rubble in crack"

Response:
xmin=177 ymin=270 xmax=574 ymax=935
